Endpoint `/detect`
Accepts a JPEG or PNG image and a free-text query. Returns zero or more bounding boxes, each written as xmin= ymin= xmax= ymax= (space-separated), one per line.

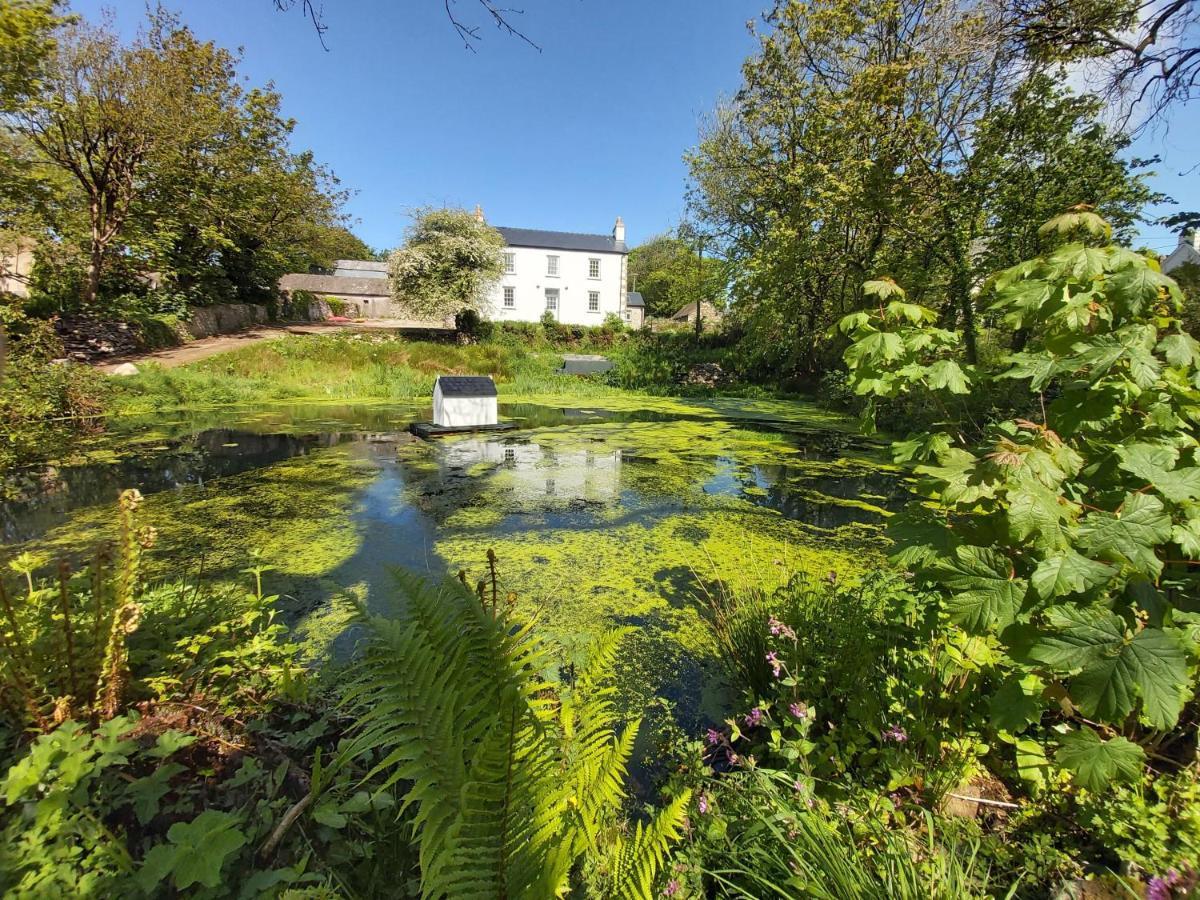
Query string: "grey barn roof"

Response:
xmin=626 ymin=291 xmax=645 ymax=308
xmin=436 ymin=375 xmax=498 ymax=398
xmin=496 ymin=227 xmax=627 ymax=255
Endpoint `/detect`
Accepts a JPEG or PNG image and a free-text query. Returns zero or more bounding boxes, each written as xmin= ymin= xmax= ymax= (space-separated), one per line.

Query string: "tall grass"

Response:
xmin=109 ymin=333 xmax=627 ymax=412
xmin=704 ymin=769 xmax=1002 ymax=899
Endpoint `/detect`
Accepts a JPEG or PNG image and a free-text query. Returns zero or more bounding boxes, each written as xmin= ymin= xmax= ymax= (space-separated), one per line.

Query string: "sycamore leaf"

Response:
xmin=886 ymin=504 xmax=960 ymax=568
xmin=928 ymin=545 xmax=1027 ymax=633
xmin=1173 ymin=510 xmax=1200 ymax=558
xmin=844 ymin=331 xmax=904 ymax=369
xmin=1039 ymin=212 xmax=1111 ymax=241
xmin=1077 ymin=492 xmax=1172 ymax=577
xmin=837 ymin=310 xmax=872 ymax=335
xmin=147 ymin=730 xmax=198 ymax=759
xmin=1031 ymin=549 xmax=1115 ymax=600
xmin=926 ymin=359 xmax=971 ymax=394
xmin=1050 ymin=245 xmax=1109 ymax=281
xmin=1116 ymin=444 xmax=1200 ymax=504
xmin=1007 ymin=481 xmax=1074 ymax=550
xmin=1055 ymin=728 xmax=1144 ymax=792
xmin=917 ymin=448 xmax=998 ymax=504
xmin=993 ymin=279 xmax=1053 ymax=328
xmin=989 ymin=674 xmax=1045 ymax=732
xmin=884 ymin=300 xmax=934 ymax=324
xmin=1159 ymin=332 xmax=1200 ymax=369
xmin=1108 ymin=263 xmax=1182 ymax=316
xmin=892 ymin=431 xmax=951 ymax=465
xmin=999 ymin=352 xmax=1062 ymax=391
xmin=1020 ymin=606 xmax=1188 ymax=729
xmin=863 ymin=278 xmax=905 ymax=300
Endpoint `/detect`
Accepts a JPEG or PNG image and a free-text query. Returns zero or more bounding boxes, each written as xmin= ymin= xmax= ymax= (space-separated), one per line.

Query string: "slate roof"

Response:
xmin=436 ymin=375 xmax=498 ymax=398
xmin=496 ymin=227 xmax=626 ymax=255
xmin=626 ymin=291 xmax=645 ymax=308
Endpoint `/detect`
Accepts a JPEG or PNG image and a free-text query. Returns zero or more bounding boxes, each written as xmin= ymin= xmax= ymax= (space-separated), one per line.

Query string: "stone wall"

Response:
xmin=277 ymin=272 xmax=452 ymax=328
xmin=184 ymin=303 xmax=269 ymax=339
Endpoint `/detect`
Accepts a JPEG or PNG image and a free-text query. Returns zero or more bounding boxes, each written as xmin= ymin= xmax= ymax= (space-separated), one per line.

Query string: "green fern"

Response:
xmin=338 ymin=568 xmax=686 ymax=899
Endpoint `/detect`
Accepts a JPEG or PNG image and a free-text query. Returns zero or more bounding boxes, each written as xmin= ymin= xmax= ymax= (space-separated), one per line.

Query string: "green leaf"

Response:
xmin=884 ymin=300 xmax=933 ymax=324
xmin=1031 ymin=549 xmax=1115 ymax=600
xmin=1007 ymin=481 xmax=1074 ymax=549
xmin=999 ymin=352 xmax=1062 ymax=391
xmin=863 ymin=278 xmax=905 ymax=300
xmin=1050 ymin=244 xmax=1108 ymax=281
xmin=1021 ymin=606 xmax=1189 ymax=729
xmin=125 ymin=764 xmax=185 ymax=826
xmin=989 ymin=674 xmax=1045 ymax=732
xmin=1159 ymin=332 xmax=1200 ymax=369
xmin=1055 ymin=728 xmax=1144 ymax=792
xmin=929 ymin=546 xmax=1027 ymax=632
xmin=1014 ymin=738 xmax=1051 ymax=790
xmin=844 ymin=330 xmax=904 ymax=369
xmin=1077 ymin=492 xmax=1172 ymax=577
xmin=925 ymin=359 xmax=970 ymax=394
xmin=313 ymin=800 xmax=348 ymax=829
xmin=917 ymin=448 xmax=998 ymax=504
xmin=1172 ymin=507 xmax=1200 ymax=557
xmin=147 ymin=730 xmax=198 ymax=759
xmin=1116 ymin=444 xmax=1200 ymax=503
xmin=1107 ymin=264 xmax=1178 ymax=316
xmin=139 ymin=810 xmax=247 ymax=891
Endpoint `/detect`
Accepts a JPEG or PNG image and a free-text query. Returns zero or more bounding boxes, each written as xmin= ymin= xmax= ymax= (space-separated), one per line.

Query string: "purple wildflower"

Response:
xmin=697 ymin=795 xmax=709 ymax=815
xmin=882 ymin=724 xmax=908 ymax=743
xmin=789 ymin=702 xmax=807 ymax=719
xmin=705 ymin=728 xmax=723 ymax=746
xmin=768 ymin=615 xmax=796 ymax=640
xmin=664 ymin=878 xmax=681 ymax=897
xmin=744 ymin=707 xmax=764 ymax=728
xmin=766 ymin=651 xmax=783 ymax=678
xmin=1147 ymin=869 xmax=1182 ymax=900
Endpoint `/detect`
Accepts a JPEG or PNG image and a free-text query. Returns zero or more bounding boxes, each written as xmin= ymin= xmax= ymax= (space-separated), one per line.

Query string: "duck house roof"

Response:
xmin=436 ymin=376 xmax=498 ymax=398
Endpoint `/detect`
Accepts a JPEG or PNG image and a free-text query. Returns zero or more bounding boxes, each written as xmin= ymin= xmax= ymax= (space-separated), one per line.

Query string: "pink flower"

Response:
xmin=664 ymin=878 xmax=681 ymax=897
xmin=882 ymin=724 xmax=908 ymax=743
xmin=744 ymin=708 xmax=763 ymax=728
xmin=697 ymin=795 xmax=709 ymax=815
xmin=789 ymin=702 xmax=807 ymax=719
xmin=705 ymin=728 xmax=723 ymax=746
xmin=766 ymin=651 xmax=783 ymax=678
xmin=768 ymin=616 xmax=796 ymax=640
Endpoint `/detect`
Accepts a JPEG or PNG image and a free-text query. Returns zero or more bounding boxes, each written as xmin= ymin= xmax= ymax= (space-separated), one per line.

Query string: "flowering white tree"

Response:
xmin=388 ymin=207 xmax=505 ymax=318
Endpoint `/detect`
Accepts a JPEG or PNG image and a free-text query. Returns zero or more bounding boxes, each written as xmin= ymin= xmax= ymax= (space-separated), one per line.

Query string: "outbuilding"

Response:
xmin=432 ymin=376 xmax=499 ymax=428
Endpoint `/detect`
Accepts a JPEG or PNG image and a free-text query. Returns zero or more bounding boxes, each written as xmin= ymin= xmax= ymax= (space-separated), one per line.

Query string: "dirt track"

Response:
xmin=93 ymin=320 xmax=429 ymax=372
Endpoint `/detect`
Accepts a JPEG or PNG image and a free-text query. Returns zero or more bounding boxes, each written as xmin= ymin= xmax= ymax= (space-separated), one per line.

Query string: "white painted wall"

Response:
xmin=484 ymin=246 xmax=626 ymax=326
xmin=432 ymin=388 xmax=498 ymax=427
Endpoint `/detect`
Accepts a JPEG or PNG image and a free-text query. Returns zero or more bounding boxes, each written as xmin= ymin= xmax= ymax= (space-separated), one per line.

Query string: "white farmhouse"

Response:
xmin=432 ymin=376 xmax=498 ymax=428
xmin=480 ymin=208 xmax=631 ymax=326
xmin=1163 ymin=231 xmax=1200 ymax=275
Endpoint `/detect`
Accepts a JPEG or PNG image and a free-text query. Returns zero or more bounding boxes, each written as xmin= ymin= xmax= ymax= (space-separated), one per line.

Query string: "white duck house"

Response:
xmin=432 ymin=376 xmax=498 ymax=428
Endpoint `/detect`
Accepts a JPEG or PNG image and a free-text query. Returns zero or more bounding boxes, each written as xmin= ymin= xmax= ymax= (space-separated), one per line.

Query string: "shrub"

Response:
xmin=0 ymin=308 xmax=106 ymax=476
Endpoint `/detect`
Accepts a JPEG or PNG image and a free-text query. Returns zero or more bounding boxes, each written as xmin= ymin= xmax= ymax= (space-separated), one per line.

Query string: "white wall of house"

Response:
xmin=1163 ymin=232 xmax=1200 ymax=275
xmin=484 ymin=246 xmax=626 ymax=326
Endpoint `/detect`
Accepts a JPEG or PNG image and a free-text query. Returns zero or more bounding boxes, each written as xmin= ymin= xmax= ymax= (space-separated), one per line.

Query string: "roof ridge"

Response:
xmin=495 ymin=225 xmax=613 ymax=238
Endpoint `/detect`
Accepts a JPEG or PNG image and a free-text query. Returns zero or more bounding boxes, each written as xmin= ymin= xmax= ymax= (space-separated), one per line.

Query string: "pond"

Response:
xmin=1 ymin=396 xmax=907 ymax=739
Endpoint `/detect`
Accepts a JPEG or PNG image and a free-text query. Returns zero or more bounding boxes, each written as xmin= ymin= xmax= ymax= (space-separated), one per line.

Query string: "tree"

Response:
xmin=627 ymin=233 xmax=726 ymax=319
xmin=688 ymin=0 xmax=1157 ymax=374
xmin=388 ymin=208 xmax=505 ymax=318
xmin=1009 ymin=0 xmax=1199 ymax=128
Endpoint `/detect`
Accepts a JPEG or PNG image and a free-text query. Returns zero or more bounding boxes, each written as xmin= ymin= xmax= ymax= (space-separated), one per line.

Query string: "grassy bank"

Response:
xmin=109 ymin=332 xmax=630 ymax=413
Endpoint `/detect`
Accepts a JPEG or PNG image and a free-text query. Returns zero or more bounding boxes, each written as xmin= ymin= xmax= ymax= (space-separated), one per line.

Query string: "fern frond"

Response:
xmin=608 ymin=790 xmax=693 ymax=900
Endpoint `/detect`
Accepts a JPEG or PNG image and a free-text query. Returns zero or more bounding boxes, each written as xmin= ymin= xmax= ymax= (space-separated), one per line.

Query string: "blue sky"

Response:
xmin=72 ymin=0 xmax=1198 ymax=255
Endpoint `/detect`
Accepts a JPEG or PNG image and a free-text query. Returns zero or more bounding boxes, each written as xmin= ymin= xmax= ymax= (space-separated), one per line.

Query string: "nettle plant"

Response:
xmin=837 ymin=210 xmax=1200 ymax=793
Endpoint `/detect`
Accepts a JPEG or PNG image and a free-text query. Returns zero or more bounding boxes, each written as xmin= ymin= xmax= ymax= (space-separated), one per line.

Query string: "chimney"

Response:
xmin=1179 ymin=230 xmax=1200 ymax=252
xmin=474 ymin=204 xmax=485 ymax=223
xmin=613 ymin=215 xmax=625 ymax=244
xmin=1194 ymin=230 xmax=1200 ymax=253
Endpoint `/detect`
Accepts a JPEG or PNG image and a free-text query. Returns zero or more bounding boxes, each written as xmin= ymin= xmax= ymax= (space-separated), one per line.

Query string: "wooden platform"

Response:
xmin=409 ymin=421 xmax=518 ymax=439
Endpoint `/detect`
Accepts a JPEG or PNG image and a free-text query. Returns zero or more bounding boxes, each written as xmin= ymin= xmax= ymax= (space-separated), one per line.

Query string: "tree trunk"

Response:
xmin=84 ymin=219 xmax=104 ymax=306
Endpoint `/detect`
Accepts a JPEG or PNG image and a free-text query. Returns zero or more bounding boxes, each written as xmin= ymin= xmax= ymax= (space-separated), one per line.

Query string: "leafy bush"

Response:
xmin=0 ymin=308 xmax=106 ymax=475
